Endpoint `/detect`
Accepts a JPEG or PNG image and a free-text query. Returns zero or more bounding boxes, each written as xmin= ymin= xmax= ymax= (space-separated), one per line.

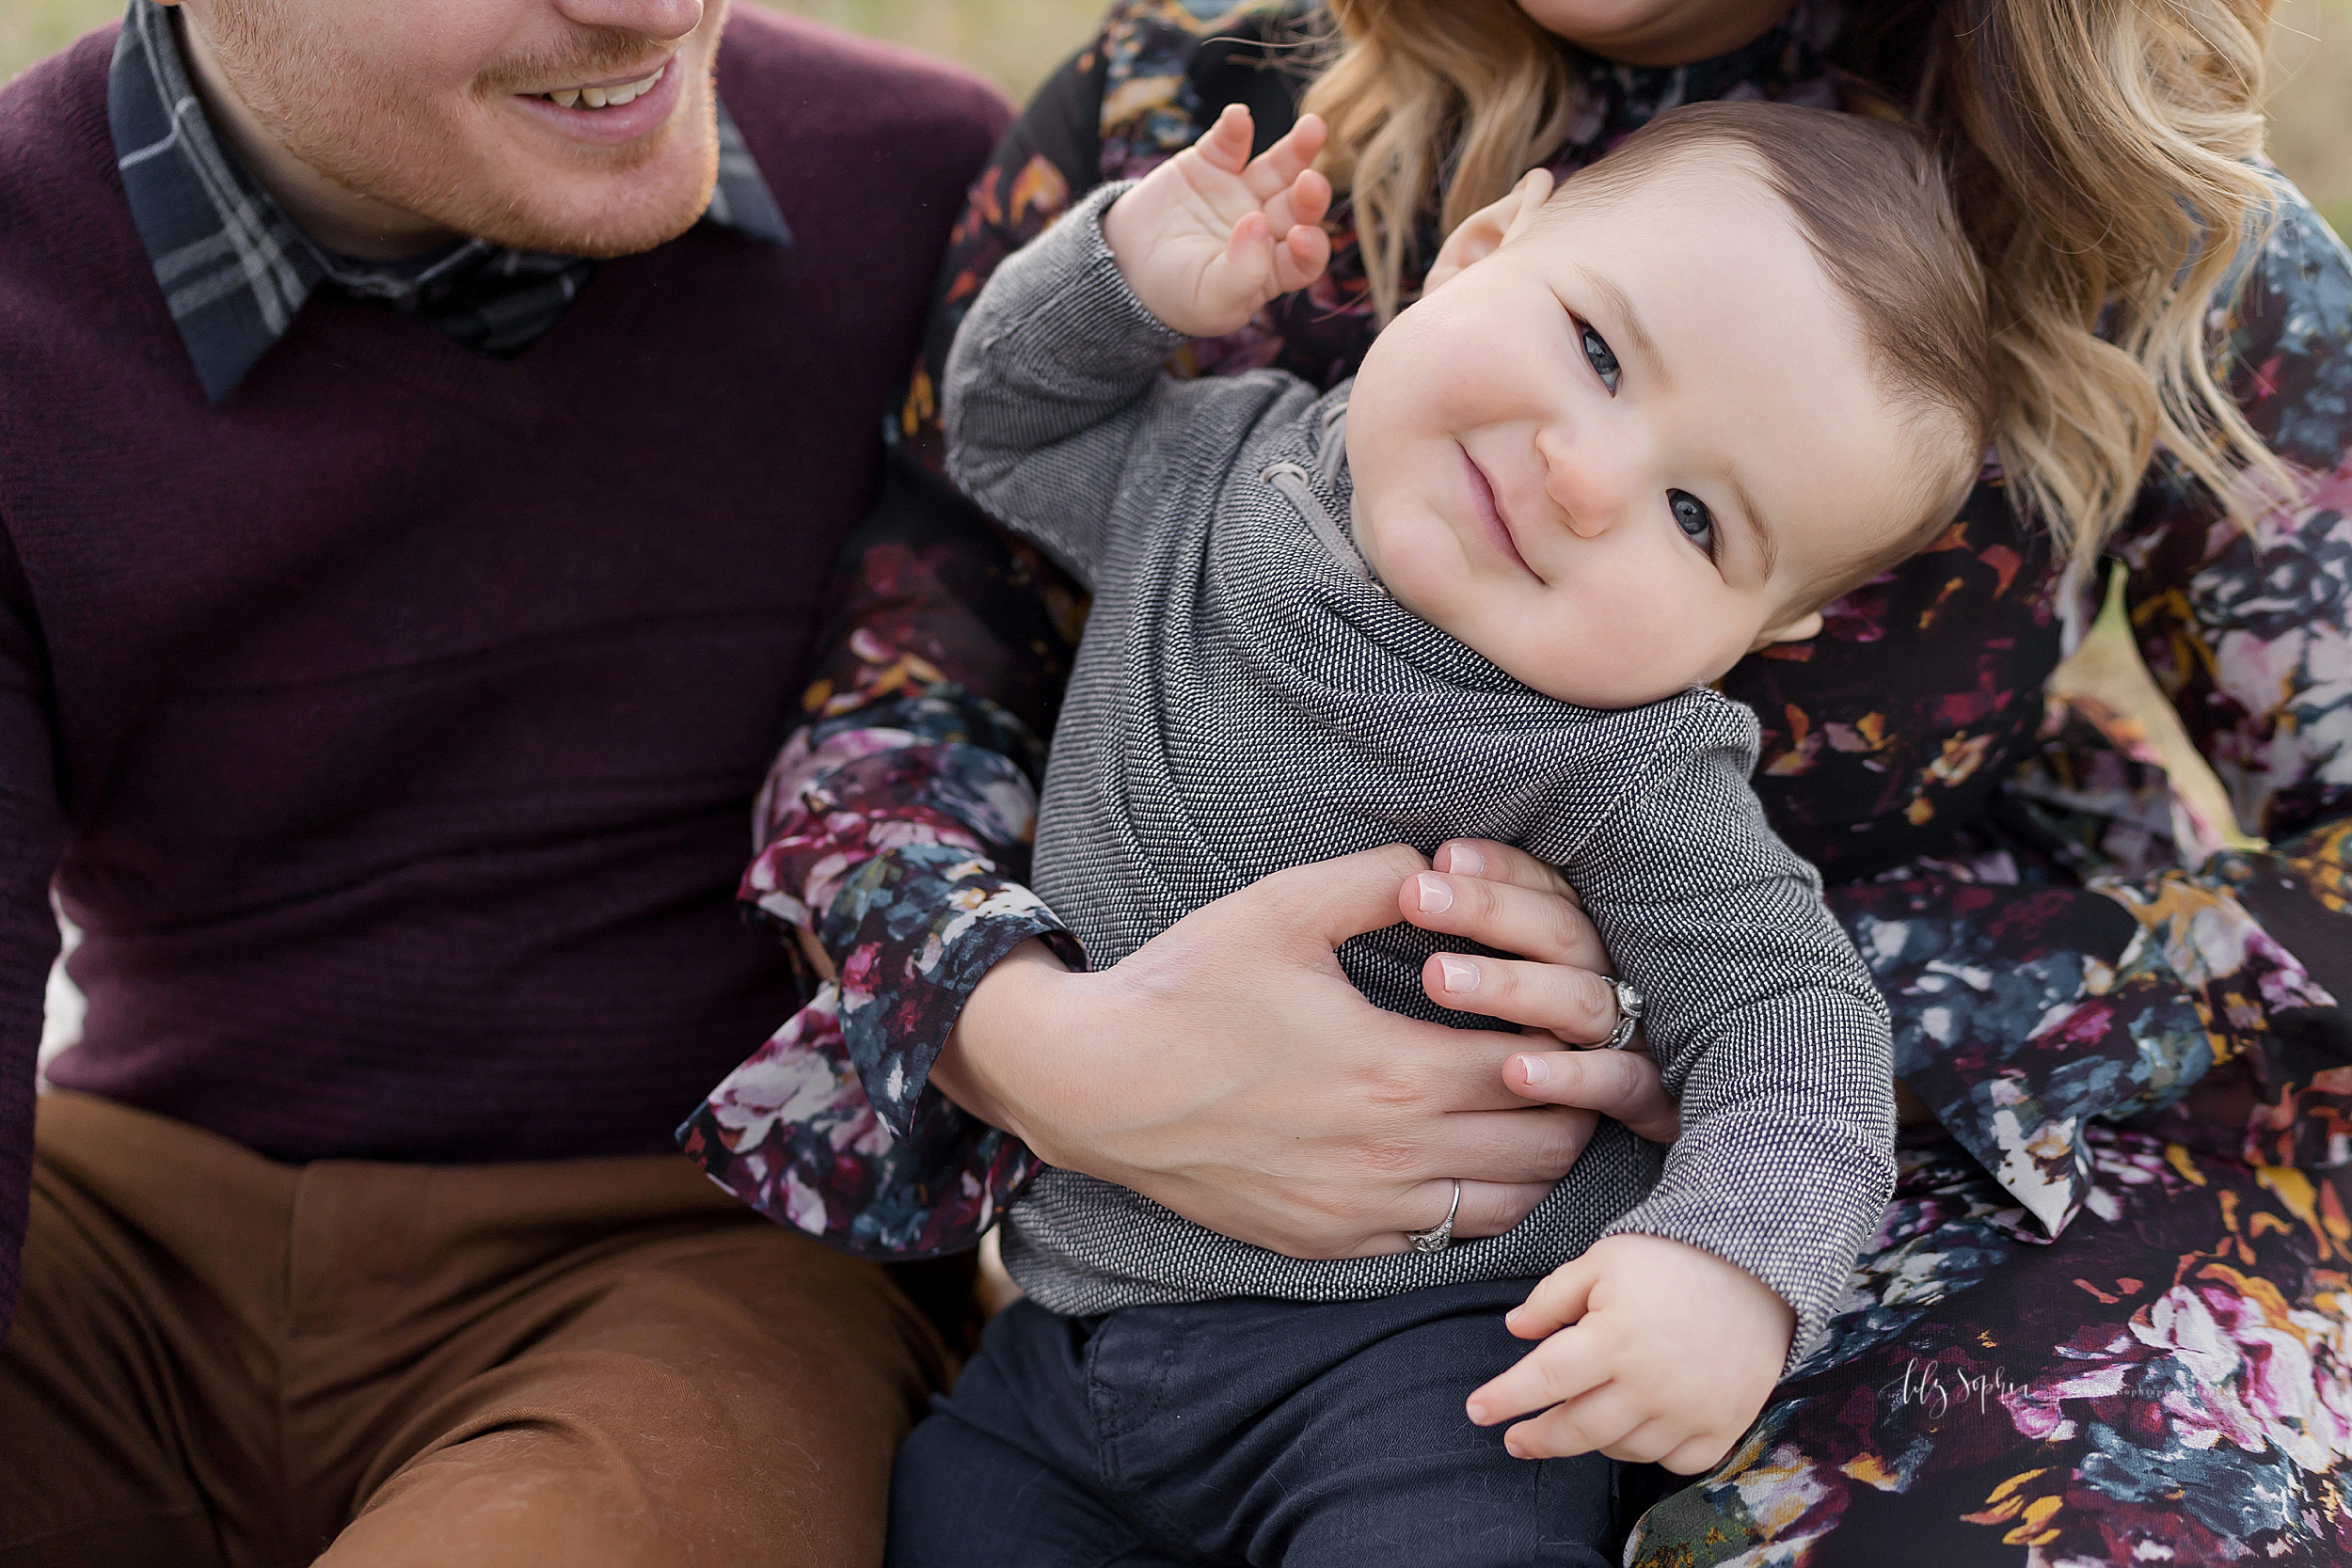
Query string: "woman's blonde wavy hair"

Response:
xmin=1299 ymin=0 xmax=2293 ymax=567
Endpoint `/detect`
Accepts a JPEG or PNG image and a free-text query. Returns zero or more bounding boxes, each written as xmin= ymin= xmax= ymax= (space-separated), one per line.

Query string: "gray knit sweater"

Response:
xmin=944 ymin=185 xmax=1895 ymax=1355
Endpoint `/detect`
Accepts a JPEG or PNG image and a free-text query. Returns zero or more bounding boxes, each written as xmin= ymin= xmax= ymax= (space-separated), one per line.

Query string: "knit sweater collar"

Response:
xmin=103 ymin=0 xmax=790 ymax=403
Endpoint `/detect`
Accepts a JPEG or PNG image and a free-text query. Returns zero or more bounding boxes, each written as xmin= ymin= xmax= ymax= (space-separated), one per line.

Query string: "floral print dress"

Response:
xmin=677 ymin=2 xmax=2352 ymax=1559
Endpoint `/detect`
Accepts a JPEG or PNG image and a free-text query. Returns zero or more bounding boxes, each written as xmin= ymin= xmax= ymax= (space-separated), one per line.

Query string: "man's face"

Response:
xmin=176 ymin=0 xmax=730 ymax=257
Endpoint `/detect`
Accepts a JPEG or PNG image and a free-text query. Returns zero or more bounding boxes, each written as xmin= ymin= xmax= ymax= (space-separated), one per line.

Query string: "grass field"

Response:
xmin=2271 ymin=0 xmax=2352 ymax=238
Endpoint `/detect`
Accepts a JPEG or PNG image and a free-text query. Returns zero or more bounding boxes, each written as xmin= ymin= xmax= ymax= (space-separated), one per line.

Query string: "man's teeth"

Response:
xmin=545 ymin=64 xmax=665 ymax=110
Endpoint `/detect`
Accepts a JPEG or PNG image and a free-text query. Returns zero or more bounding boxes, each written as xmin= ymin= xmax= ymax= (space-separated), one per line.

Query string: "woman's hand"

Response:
xmin=930 ymin=842 xmax=1675 ymax=1259
xmin=1406 ymin=839 xmax=1682 ymax=1146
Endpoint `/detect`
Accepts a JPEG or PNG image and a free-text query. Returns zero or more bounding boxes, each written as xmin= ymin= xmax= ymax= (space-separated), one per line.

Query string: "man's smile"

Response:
xmin=511 ymin=54 xmax=686 ymax=144
xmin=532 ymin=58 xmax=671 ymax=110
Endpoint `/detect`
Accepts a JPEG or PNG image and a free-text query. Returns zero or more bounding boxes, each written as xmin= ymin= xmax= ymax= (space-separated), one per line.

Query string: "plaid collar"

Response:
xmin=105 ymin=0 xmax=790 ymax=402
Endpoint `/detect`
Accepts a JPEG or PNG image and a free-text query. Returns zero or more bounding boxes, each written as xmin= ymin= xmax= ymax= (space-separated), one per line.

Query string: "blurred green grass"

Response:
xmin=755 ymin=0 xmax=1103 ymax=99
xmin=2274 ymin=0 xmax=2352 ymax=240
xmin=7 ymin=0 xmax=2348 ymax=241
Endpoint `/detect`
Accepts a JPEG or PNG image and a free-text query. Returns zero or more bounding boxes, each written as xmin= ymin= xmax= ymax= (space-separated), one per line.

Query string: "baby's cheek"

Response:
xmin=1364 ymin=516 xmax=1468 ymax=624
xmin=1451 ymin=593 xmax=1581 ymax=700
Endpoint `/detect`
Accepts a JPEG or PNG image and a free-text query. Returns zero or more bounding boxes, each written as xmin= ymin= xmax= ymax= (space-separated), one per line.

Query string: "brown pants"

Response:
xmin=0 ymin=1092 xmax=954 ymax=1568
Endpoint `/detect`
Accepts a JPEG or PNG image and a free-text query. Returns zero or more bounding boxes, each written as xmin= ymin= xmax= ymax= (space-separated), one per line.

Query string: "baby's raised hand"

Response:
xmin=1102 ymin=104 xmax=1332 ymax=340
xmin=1466 ymin=1233 xmax=1795 ymax=1474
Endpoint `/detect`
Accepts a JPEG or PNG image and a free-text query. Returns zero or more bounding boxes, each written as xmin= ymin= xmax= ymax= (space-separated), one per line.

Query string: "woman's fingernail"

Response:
xmin=1467 ymin=1400 xmax=1488 ymax=1424
xmin=1516 ymin=1053 xmax=1550 ymax=1086
xmin=1438 ymin=956 xmax=1479 ymax=994
xmin=1448 ymin=844 xmax=1486 ymax=877
xmin=1416 ymin=874 xmax=1453 ymax=914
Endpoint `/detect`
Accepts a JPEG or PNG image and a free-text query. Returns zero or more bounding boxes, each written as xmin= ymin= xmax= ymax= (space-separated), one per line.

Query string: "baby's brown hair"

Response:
xmin=1550 ymin=100 xmax=1994 ymax=610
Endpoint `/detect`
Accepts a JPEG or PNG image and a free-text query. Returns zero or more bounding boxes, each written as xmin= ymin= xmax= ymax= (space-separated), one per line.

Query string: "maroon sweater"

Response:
xmin=0 ymin=14 xmax=1009 ymax=1330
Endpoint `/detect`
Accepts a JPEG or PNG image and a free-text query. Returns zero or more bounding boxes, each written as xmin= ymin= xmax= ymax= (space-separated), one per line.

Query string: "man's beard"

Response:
xmin=200 ymin=3 xmax=724 ymax=259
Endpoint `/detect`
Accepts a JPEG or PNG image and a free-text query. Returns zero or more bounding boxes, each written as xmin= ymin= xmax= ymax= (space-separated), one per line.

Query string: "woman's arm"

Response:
xmin=738 ymin=27 xmax=1117 ymax=1008
xmin=683 ymin=41 xmax=1116 ymax=1251
xmin=895 ymin=37 xmax=1104 ymax=480
xmin=1814 ymin=187 xmax=2352 ymax=1240
xmin=2098 ymin=185 xmax=2352 ymax=1162
xmin=2120 ymin=191 xmax=2349 ymax=850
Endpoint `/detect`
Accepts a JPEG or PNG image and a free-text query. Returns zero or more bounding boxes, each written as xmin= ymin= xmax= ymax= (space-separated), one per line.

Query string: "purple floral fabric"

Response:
xmin=683 ymin=676 xmax=1082 ymax=1249
xmin=1631 ymin=1123 xmax=2352 ymax=1564
xmin=680 ymin=2 xmax=2352 ymax=1556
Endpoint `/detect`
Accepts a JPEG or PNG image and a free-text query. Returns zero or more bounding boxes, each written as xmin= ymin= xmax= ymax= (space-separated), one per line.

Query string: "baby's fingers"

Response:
xmin=1195 ymin=103 xmax=1257 ymax=174
xmin=1271 ymin=220 xmax=1330 ymax=294
xmin=1503 ymin=1257 xmax=1597 ymax=1338
xmin=1243 ymin=111 xmax=1327 ymax=198
xmin=1501 ymin=1385 xmax=1642 ymax=1462
xmin=1466 ymin=1322 xmax=1609 ymax=1427
xmin=1196 ymin=209 xmax=1279 ymax=314
xmin=1260 ymin=166 xmax=1332 ymax=242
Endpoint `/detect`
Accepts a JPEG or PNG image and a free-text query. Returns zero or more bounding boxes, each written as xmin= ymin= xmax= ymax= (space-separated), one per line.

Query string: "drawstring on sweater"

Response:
xmin=1262 ymin=404 xmax=1381 ymax=588
xmin=1315 ymin=400 xmax=1349 ymax=489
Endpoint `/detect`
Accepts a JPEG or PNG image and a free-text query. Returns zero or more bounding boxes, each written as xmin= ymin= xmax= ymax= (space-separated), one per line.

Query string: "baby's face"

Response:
xmin=1345 ymin=159 xmax=1940 ymax=710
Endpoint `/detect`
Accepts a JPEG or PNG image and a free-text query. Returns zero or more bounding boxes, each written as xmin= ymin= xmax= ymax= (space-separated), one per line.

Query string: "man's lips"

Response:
xmin=1458 ymin=443 xmax=1538 ymax=579
xmin=509 ymin=54 xmax=686 ymax=146
xmin=558 ymin=64 xmax=673 ymax=92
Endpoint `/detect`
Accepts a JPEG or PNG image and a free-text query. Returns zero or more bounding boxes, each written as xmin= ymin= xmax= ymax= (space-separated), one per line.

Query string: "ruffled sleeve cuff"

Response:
xmin=682 ymin=844 xmax=1085 ymax=1257
xmin=819 ymin=842 xmax=1086 ymax=1136
xmin=679 ymin=978 xmax=1046 ymax=1258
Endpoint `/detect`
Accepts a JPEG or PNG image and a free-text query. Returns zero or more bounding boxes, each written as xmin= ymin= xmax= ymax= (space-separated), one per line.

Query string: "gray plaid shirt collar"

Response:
xmin=106 ymin=0 xmax=790 ymax=403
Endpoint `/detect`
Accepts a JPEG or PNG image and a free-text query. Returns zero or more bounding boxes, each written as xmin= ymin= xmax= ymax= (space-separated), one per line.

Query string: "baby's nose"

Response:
xmin=1534 ymin=424 xmax=1636 ymax=538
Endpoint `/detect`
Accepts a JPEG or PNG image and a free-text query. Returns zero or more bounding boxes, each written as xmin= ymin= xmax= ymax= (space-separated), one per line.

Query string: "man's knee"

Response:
xmin=324 ymin=1229 xmax=945 ymax=1568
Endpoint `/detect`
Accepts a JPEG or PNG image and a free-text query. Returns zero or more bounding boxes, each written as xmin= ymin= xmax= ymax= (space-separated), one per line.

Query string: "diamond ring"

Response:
xmin=1405 ymin=1179 xmax=1461 ymax=1253
xmin=1604 ymin=978 xmax=1644 ymax=1050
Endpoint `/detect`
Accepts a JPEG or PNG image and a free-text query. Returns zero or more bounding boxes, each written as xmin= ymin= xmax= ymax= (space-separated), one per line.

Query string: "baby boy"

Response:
xmin=901 ymin=98 xmax=1992 ymax=1564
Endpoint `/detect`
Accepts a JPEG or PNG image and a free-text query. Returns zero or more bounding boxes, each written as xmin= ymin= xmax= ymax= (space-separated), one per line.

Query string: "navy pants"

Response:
xmin=888 ymin=1278 xmax=1654 ymax=1567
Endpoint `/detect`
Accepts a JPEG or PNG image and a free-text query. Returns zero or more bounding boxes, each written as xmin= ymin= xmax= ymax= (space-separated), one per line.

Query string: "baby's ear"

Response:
xmin=1751 ymin=609 xmax=1825 ymax=651
xmin=1422 ymin=168 xmax=1554 ymax=295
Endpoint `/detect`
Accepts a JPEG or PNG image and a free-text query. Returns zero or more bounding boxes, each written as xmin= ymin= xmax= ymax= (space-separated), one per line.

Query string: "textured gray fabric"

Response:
xmin=943 ymin=183 xmax=1896 ymax=1359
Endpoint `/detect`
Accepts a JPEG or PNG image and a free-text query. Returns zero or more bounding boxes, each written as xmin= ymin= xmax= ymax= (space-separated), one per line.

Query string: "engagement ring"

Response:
xmin=1604 ymin=978 xmax=1644 ymax=1050
xmin=1405 ymin=1179 xmax=1461 ymax=1253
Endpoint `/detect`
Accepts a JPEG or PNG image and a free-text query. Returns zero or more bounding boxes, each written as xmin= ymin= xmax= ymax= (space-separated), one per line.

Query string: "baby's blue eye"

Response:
xmin=1579 ymin=322 xmax=1620 ymax=394
xmin=1669 ymin=490 xmax=1716 ymax=557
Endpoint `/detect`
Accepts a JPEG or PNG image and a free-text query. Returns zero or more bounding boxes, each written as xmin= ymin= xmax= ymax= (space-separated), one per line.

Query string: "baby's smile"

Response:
xmin=1455 ymin=443 xmax=1537 ymax=579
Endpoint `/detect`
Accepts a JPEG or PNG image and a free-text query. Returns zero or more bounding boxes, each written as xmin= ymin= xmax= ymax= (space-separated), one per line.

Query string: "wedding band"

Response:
xmin=1405 ymin=1179 xmax=1461 ymax=1253
xmin=1604 ymin=977 xmax=1644 ymax=1051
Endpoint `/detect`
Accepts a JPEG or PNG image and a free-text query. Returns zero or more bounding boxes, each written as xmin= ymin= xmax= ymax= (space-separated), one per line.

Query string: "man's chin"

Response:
xmin=442 ymin=159 xmax=719 ymax=258
xmin=375 ymin=105 xmax=723 ymax=259
xmin=492 ymin=196 xmax=711 ymax=260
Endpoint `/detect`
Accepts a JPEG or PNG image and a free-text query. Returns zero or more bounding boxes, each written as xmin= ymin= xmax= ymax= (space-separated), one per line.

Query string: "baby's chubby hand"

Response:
xmin=1102 ymin=104 xmax=1332 ymax=339
xmin=1466 ymin=1233 xmax=1795 ymax=1474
